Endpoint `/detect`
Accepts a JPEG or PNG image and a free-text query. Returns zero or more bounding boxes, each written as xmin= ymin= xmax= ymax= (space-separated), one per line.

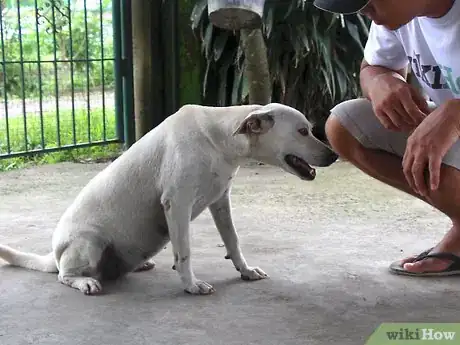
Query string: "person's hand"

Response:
xmin=368 ymin=73 xmax=430 ymax=131
xmin=403 ymin=99 xmax=460 ymax=197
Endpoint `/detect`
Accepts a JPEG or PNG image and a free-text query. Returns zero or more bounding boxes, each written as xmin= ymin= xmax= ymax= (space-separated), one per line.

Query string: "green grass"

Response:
xmin=0 ymin=107 xmax=124 ymax=171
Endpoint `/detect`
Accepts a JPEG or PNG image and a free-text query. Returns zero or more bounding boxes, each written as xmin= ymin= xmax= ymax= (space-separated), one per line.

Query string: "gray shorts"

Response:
xmin=330 ymin=98 xmax=460 ymax=171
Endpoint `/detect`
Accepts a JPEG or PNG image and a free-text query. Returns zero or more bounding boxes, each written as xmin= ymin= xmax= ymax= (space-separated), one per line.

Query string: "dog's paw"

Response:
xmin=240 ymin=267 xmax=268 ymax=281
xmin=60 ymin=276 xmax=102 ymax=295
xmin=184 ymin=280 xmax=216 ymax=295
xmin=79 ymin=278 xmax=103 ymax=295
xmin=134 ymin=259 xmax=156 ymax=272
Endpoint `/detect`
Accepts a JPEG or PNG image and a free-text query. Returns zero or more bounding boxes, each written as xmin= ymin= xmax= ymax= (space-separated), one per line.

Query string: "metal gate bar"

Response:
xmin=0 ymin=0 xmax=129 ymax=159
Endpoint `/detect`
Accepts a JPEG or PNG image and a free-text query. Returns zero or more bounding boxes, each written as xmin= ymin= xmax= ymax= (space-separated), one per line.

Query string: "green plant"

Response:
xmin=191 ymin=0 xmax=371 ymax=132
xmin=0 ymin=106 xmax=121 ymax=171
xmin=0 ymin=0 xmax=115 ymax=100
xmin=179 ymin=0 xmax=202 ymax=106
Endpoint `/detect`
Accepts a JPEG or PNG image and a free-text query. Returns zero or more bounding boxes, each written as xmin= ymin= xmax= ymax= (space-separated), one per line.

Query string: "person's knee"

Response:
xmin=325 ymin=114 xmax=342 ymax=148
xmin=325 ymin=99 xmax=374 ymax=161
xmin=325 ymin=114 xmax=357 ymax=160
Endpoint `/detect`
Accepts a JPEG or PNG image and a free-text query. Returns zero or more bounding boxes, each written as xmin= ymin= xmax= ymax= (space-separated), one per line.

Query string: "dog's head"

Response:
xmin=233 ymin=103 xmax=338 ymax=181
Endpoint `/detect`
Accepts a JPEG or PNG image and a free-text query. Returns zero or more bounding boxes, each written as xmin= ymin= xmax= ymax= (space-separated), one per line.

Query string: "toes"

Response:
xmin=134 ymin=260 xmax=156 ymax=272
xmin=59 ymin=276 xmax=102 ymax=295
xmin=400 ymin=255 xmax=418 ymax=265
xmin=403 ymin=258 xmax=451 ymax=273
xmin=402 ymin=261 xmax=422 ymax=272
xmin=185 ymin=281 xmax=215 ymax=295
xmin=241 ymin=267 xmax=268 ymax=281
xmin=254 ymin=267 xmax=268 ymax=278
xmin=81 ymin=279 xmax=102 ymax=295
xmin=198 ymin=281 xmax=215 ymax=294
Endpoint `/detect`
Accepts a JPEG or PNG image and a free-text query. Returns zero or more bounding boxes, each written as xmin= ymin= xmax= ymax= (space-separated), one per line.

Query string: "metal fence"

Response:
xmin=0 ymin=0 xmax=133 ymax=159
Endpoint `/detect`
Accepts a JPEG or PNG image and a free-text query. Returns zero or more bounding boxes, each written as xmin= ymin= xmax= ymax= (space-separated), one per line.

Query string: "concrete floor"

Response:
xmin=0 ymin=160 xmax=458 ymax=345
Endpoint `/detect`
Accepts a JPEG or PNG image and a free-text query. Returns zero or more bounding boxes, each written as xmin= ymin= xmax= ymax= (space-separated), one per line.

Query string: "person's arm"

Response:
xmin=359 ymin=59 xmax=408 ymax=100
xmin=403 ymin=98 xmax=460 ymax=195
xmin=357 ymin=23 xmax=431 ymax=130
xmin=359 ymin=57 xmax=429 ymax=130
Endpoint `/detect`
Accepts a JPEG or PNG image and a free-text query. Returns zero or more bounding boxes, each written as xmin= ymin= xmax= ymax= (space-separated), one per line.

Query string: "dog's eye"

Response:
xmin=298 ymin=128 xmax=309 ymax=136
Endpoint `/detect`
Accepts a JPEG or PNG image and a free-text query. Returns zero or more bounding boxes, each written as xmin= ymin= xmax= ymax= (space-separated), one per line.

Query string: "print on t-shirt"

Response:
xmin=406 ymin=53 xmax=457 ymax=93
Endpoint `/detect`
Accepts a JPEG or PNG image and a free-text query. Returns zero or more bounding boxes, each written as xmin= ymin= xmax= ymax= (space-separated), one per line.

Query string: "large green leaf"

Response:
xmin=346 ymin=20 xmax=364 ymax=51
xmin=232 ymin=66 xmax=244 ymax=105
xmin=213 ymin=30 xmax=229 ymax=61
xmin=190 ymin=0 xmax=207 ymax=30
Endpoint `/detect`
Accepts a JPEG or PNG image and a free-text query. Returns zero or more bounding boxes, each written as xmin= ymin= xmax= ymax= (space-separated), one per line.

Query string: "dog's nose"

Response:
xmin=328 ymin=152 xmax=339 ymax=164
xmin=316 ymin=152 xmax=339 ymax=167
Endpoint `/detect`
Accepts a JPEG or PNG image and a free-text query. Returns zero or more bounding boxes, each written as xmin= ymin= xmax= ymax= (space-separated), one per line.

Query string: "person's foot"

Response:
xmin=397 ymin=224 xmax=460 ymax=273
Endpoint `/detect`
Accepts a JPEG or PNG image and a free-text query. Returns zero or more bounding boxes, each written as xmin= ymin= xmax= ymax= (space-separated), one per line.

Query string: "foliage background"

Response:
xmin=0 ymin=0 xmax=371 ymax=169
xmin=0 ymin=0 xmax=114 ymax=99
xmin=191 ymin=0 xmax=371 ymax=133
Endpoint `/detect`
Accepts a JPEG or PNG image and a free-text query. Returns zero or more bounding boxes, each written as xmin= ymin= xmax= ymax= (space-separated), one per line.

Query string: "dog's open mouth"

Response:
xmin=284 ymin=154 xmax=316 ymax=180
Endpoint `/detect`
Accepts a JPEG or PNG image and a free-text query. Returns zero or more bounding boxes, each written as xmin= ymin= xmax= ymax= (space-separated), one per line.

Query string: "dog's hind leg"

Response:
xmin=133 ymin=259 xmax=156 ymax=272
xmin=57 ymin=246 xmax=103 ymax=295
xmin=209 ymin=189 xmax=268 ymax=281
xmin=59 ymin=274 xmax=102 ymax=295
xmin=56 ymin=233 xmax=125 ymax=295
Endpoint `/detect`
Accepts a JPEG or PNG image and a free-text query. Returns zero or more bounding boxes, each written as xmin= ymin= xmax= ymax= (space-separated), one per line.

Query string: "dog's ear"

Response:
xmin=233 ymin=110 xmax=275 ymax=136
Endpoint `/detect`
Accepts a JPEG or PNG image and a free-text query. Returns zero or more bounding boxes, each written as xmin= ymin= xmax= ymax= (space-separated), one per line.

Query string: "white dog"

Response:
xmin=0 ymin=103 xmax=337 ymax=295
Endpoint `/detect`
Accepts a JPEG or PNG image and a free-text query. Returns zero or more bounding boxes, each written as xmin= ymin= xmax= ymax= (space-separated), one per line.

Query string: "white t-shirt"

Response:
xmin=363 ymin=0 xmax=460 ymax=106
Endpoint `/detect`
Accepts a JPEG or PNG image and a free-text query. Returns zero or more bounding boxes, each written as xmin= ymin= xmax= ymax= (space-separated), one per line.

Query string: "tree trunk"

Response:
xmin=240 ymin=28 xmax=271 ymax=105
xmin=131 ymin=0 xmax=155 ymax=140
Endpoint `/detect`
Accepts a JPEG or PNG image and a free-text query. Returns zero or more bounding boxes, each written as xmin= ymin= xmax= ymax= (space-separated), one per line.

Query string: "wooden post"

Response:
xmin=131 ymin=0 xmax=155 ymax=140
xmin=161 ymin=0 xmax=180 ymax=118
xmin=131 ymin=0 xmax=180 ymax=140
xmin=240 ymin=28 xmax=271 ymax=105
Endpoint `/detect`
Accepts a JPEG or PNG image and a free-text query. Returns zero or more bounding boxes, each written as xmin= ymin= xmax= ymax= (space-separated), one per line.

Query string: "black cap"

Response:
xmin=313 ymin=0 xmax=371 ymax=14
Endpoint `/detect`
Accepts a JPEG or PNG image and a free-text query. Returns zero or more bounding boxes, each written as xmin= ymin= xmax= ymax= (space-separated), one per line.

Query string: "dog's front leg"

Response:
xmin=209 ymin=189 xmax=268 ymax=281
xmin=162 ymin=197 xmax=215 ymax=295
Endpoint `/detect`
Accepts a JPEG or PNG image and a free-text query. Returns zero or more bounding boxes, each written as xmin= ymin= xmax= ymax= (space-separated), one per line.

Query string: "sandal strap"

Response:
xmin=414 ymin=251 xmax=460 ymax=263
xmin=413 ymin=247 xmax=434 ymax=261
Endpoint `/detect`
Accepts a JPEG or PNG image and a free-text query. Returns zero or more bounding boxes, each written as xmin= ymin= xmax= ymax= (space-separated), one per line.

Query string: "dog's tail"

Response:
xmin=0 ymin=244 xmax=58 ymax=273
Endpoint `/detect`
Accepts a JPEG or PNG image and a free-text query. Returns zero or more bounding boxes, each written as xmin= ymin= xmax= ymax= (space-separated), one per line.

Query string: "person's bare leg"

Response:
xmin=326 ymin=115 xmax=460 ymax=273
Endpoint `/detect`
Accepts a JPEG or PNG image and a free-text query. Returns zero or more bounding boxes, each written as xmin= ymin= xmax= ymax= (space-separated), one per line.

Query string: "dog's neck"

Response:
xmin=203 ymin=108 xmax=260 ymax=166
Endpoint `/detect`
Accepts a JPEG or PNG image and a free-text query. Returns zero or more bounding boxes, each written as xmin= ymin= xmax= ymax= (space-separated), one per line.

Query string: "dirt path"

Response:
xmin=0 ymin=90 xmax=115 ymax=118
